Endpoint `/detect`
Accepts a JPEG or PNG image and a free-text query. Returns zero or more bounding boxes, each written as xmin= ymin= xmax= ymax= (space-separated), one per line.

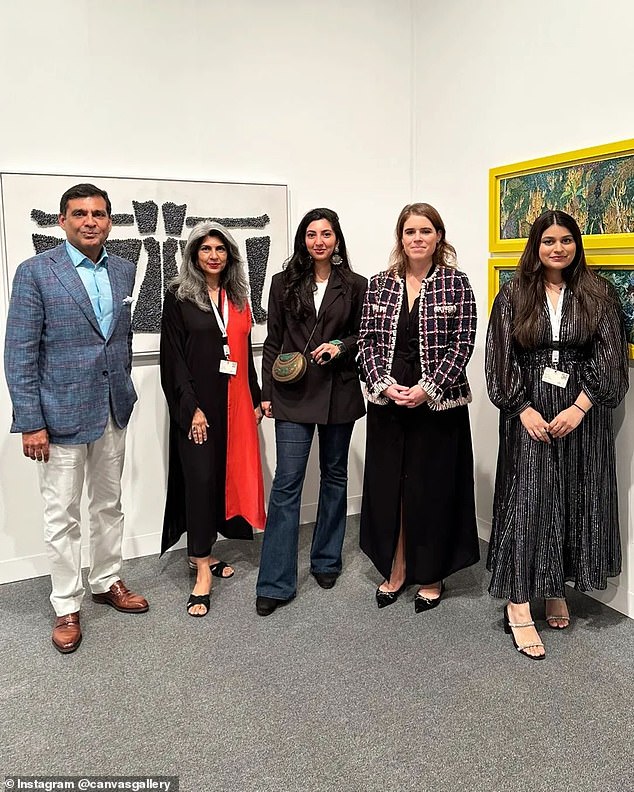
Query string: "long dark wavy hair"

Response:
xmin=389 ymin=202 xmax=457 ymax=277
xmin=282 ymin=208 xmax=353 ymax=320
xmin=512 ymin=209 xmax=615 ymax=348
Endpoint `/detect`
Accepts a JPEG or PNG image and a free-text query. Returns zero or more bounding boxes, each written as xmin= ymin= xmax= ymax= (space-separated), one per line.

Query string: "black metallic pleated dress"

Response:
xmin=360 ymin=293 xmax=480 ymax=584
xmin=486 ymin=282 xmax=628 ymax=603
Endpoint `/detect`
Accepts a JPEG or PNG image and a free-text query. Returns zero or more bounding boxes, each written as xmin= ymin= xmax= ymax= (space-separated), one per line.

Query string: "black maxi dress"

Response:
xmin=486 ymin=281 xmax=628 ymax=602
xmin=159 ymin=289 xmax=262 ymax=558
xmin=360 ymin=291 xmax=480 ymax=584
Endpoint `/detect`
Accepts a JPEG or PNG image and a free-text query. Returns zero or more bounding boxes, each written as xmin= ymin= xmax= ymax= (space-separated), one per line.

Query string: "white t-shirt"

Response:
xmin=314 ymin=280 xmax=328 ymax=314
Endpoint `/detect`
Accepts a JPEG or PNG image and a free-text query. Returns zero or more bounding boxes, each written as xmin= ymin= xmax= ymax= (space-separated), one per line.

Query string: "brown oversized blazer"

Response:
xmin=261 ymin=267 xmax=367 ymax=424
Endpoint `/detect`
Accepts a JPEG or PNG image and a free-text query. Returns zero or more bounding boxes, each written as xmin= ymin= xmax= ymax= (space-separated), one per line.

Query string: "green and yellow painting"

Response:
xmin=500 ymin=155 xmax=634 ymax=240
xmin=597 ymin=268 xmax=634 ymax=347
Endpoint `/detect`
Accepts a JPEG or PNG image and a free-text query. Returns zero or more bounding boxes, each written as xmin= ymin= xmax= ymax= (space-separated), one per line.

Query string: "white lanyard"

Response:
xmin=545 ymin=285 xmax=565 ymax=367
xmin=210 ymin=290 xmax=230 ymax=357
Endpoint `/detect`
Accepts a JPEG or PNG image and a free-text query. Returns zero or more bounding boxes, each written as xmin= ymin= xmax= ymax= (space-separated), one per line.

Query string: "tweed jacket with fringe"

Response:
xmin=357 ymin=266 xmax=476 ymax=410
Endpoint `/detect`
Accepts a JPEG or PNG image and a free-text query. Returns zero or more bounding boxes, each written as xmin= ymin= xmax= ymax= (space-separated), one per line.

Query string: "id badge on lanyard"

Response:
xmin=542 ymin=289 xmax=568 ymax=388
xmin=211 ymin=292 xmax=237 ymax=376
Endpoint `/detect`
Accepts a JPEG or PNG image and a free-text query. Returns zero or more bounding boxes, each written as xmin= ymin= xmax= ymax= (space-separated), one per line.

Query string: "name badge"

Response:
xmin=542 ymin=367 xmax=569 ymax=388
xmin=219 ymin=360 xmax=238 ymax=375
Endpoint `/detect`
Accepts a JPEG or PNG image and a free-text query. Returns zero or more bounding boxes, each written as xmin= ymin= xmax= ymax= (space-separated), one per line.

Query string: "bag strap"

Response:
xmin=301 ymin=316 xmax=322 ymax=356
xmin=279 ymin=313 xmax=322 ymax=356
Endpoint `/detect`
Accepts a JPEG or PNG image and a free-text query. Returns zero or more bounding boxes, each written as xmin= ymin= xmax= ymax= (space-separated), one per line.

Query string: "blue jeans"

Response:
xmin=256 ymin=420 xmax=354 ymax=600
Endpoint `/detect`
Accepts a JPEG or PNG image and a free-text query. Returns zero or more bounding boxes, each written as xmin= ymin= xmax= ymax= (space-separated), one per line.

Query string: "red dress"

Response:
xmin=226 ymin=298 xmax=266 ymax=530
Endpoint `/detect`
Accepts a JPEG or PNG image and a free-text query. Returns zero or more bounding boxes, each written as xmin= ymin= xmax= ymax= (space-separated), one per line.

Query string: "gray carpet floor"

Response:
xmin=2 ymin=516 xmax=633 ymax=792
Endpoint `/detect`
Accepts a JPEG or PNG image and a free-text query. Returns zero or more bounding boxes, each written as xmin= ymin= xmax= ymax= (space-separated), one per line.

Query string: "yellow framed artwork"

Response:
xmin=489 ymin=139 xmax=634 ymax=253
xmin=488 ymin=257 xmax=518 ymax=309
xmin=487 ymin=254 xmax=634 ymax=359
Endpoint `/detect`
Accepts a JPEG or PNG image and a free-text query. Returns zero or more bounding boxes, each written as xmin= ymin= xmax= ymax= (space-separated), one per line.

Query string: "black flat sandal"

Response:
xmin=187 ymin=559 xmax=235 ymax=578
xmin=210 ymin=561 xmax=234 ymax=579
xmin=186 ymin=593 xmax=211 ymax=617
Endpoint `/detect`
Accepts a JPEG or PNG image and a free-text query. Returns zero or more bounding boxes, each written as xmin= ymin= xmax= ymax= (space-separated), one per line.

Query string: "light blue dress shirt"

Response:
xmin=66 ymin=241 xmax=113 ymax=337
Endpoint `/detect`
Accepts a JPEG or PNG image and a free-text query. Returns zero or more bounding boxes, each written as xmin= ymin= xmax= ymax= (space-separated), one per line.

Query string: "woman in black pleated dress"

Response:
xmin=486 ymin=210 xmax=628 ymax=659
xmin=358 ymin=203 xmax=480 ymax=612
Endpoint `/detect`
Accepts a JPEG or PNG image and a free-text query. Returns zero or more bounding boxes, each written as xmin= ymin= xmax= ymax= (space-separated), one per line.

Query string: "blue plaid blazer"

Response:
xmin=357 ymin=267 xmax=476 ymax=410
xmin=4 ymin=243 xmax=137 ymax=444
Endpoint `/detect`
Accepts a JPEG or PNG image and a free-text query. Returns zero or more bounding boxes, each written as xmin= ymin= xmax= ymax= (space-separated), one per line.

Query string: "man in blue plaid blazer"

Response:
xmin=4 ymin=183 xmax=149 ymax=654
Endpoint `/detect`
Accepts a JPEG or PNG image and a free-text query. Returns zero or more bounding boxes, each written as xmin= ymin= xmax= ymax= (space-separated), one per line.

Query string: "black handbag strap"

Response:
xmin=279 ymin=313 xmax=323 ymax=356
xmin=301 ymin=317 xmax=322 ymax=356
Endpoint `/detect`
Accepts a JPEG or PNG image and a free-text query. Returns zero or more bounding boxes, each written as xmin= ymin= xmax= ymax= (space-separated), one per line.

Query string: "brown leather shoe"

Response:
xmin=52 ymin=612 xmax=82 ymax=654
xmin=91 ymin=580 xmax=149 ymax=613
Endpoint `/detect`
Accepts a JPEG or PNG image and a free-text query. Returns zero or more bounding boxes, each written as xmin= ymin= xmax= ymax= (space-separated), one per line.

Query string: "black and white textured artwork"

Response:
xmin=246 ymin=236 xmax=271 ymax=324
xmin=162 ymin=202 xmax=187 ymax=236
xmin=0 ymin=174 xmax=289 ymax=352
xmin=132 ymin=200 xmax=159 ymax=235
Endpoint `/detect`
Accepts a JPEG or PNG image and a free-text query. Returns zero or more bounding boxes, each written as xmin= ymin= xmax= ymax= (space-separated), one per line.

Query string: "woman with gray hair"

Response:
xmin=160 ymin=221 xmax=266 ymax=616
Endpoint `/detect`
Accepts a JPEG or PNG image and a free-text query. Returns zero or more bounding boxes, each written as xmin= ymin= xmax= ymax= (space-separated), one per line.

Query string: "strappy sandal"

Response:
xmin=545 ymin=597 xmax=570 ymax=629
xmin=210 ymin=561 xmax=234 ymax=578
xmin=503 ymin=605 xmax=545 ymax=660
xmin=186 ymin=593 xmax=210 ymax=617
xmin=187 ymin=558 xmax=235 ymax=578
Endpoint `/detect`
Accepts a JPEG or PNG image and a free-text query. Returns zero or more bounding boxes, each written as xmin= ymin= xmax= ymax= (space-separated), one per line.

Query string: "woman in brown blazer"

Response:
xmin=255 ymin=208 xmax=367 ymax=615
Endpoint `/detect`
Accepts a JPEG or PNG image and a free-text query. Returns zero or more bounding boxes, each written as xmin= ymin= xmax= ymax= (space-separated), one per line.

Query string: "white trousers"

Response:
xmin=38 ymin=415 xmax=127 ymax=616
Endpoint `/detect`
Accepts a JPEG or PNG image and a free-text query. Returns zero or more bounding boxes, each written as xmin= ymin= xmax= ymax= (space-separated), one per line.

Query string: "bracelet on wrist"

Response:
xmin=330 ymin=339 xmax=344 ymax=356
xmin=572 ymin=402 xmax=587 ymax=415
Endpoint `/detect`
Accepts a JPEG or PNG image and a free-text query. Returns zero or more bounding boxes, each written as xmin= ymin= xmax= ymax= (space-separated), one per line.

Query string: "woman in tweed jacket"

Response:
xmin=357 ymin=203 xmax=480 ymax=611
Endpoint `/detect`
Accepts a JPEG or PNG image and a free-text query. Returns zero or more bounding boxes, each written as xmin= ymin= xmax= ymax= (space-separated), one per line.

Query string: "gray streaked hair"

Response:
xmin=170 ymin=221 xmax=249 ymax=311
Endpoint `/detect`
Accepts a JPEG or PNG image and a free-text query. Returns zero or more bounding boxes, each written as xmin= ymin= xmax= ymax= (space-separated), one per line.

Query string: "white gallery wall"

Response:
xmin=0 ymin=0 xmax=414 ymax=582
xmin=411 ymin=0 xmax=634 ymax=616
xmin=1 ymin=0 xmax=633 ymax=617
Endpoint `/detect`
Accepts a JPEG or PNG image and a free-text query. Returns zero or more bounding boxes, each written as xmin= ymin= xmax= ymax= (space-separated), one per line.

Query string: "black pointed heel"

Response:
xmin=414 ymin=582 xmax=445 ymax=613
xmin=375 ymin=582 xmax=406 ymax=609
